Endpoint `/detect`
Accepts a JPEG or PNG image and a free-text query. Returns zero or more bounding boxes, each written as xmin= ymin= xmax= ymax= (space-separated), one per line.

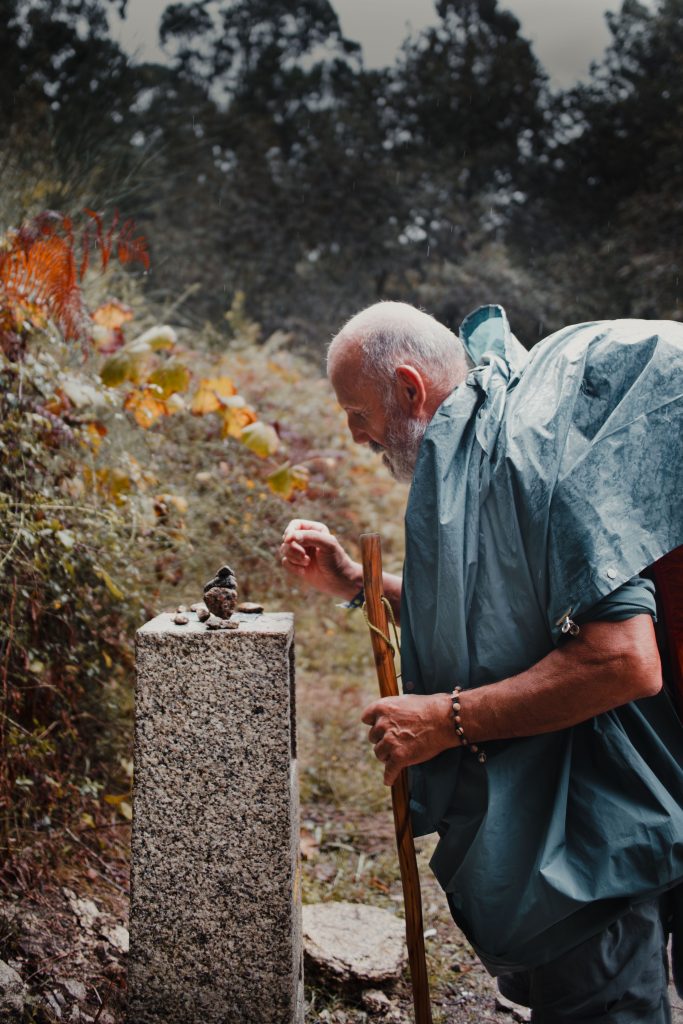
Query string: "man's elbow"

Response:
xmin=627 ymin=647 xmax=662 ymax=699
xmin=583 ymin=616 xmax=662 ymax=703
xmin=618 ymin=619 xmax=662 ymax=701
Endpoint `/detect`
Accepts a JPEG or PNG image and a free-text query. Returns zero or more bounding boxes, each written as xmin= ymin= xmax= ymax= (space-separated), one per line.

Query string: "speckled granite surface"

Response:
xmin=128 ymin=611 xmax=303 ymax=1024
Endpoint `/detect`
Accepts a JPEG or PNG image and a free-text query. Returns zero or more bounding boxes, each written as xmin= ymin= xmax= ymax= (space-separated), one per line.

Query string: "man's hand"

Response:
xmin=361 ymin=617 xmax=662 ymax=789
xmin=362 ymin=693 xmax=457 ymax=786
xmin=279 ymin=519 xmax=362 ymax=599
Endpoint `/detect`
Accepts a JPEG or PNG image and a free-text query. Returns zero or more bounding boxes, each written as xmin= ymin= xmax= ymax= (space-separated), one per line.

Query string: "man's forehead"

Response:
xmin=328 ymin=341 xmax=364 ymax=393
xmin=333 ymin=374 xmax=378 ymax=410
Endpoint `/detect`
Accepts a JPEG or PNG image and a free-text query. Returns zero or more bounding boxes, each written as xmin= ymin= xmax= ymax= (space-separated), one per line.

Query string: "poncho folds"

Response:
xmin=400 ymin=305 xmax=683 ymax=978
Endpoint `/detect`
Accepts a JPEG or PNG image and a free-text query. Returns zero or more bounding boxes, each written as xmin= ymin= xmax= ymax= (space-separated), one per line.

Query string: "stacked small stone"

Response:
xmin=203 ymin=565 xmax=238 ymax=619
xmin=170 ymin=565 xmax=264 ymax=630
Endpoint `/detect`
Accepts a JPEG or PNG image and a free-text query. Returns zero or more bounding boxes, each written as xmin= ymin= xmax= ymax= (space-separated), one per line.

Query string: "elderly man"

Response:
xmin=280 ymin=301 xmax=683 ymax=1022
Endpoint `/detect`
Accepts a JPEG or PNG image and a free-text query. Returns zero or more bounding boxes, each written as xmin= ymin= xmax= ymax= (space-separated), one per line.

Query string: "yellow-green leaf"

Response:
xmin=100 ymin=353 xmax=131 ymax=387
xmin=118 ymin=800 xmax=133 ymax=821
xmin=148 ymin=363 xmax=191 ymax=398
xmin=240 ymin=421 xmax=280 ymax=458
xmin=105 ymin=794 xmax=133 ymax=819
xmin=267 ymin=463 xmax=310 ymax=499
xmin=95 ymin=567 xmax=124 ymax=601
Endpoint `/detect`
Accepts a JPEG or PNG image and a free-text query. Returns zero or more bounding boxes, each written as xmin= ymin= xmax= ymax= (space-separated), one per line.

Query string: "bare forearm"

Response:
xmin=363 ymin=616 xmax=663 ymax=785
xmin=462 ymin=616 xmax=662 ymax=743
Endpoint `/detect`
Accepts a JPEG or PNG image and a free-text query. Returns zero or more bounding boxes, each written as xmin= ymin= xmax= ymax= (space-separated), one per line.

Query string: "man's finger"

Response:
xmin=361 ymin=703 xmax=380 ymax=726
xmin=281 ymin=557 xmax=307 ymax=577
xmin=289 ymin=529 xmax=339 ymax=551
xmin=384 ymin=761 xmax=400 ymax=786
xmin=374 ymin=737 xmax=392 ymax=762
xmin=282 ymin=519 xmax=329 ymax=541
xmin=280 ymin=541 xmax=309 ymax=564
xmin=368 ymin=724 xmax=385 ymax=744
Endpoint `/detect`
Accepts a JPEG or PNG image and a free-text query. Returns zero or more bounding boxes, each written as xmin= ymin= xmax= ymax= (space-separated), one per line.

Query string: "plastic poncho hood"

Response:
xmin=400 ymin=305 xmax=683 ymax=974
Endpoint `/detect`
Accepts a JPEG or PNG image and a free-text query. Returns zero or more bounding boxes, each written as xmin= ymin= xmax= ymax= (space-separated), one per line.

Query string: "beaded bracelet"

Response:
xmin=451 ymin=686 xmax=487 ymax=764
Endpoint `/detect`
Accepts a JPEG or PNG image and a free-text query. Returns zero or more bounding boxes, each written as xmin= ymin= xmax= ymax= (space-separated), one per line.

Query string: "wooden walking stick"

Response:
xmin=360 ymin=532 xmax=433 ymax=1024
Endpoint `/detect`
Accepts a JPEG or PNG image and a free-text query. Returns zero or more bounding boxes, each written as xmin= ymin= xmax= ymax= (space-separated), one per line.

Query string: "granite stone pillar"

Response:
xmin=128 ymin=611 xmax=303 ymax=1024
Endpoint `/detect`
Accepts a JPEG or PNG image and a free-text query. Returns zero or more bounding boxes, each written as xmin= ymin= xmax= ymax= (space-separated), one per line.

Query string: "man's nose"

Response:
xmin=347 ymin=415 xmax=370 ymax=445
xmin=350 ymin=425 xmax=370 ymax=444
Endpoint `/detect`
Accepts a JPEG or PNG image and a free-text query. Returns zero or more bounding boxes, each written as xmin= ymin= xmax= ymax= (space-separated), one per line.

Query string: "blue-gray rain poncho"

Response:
xmin=400 ymin=305 xmax=683 ymax=979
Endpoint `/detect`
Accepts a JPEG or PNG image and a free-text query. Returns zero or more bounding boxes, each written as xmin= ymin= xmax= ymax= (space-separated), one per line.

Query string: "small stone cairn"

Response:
xmin=172 ymin=564 xmax=264 ymax=630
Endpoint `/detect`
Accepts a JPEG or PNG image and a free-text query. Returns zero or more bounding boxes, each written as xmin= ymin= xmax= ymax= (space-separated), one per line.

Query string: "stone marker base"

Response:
xmin=128 ymin=611 xmax=303 ymax=1024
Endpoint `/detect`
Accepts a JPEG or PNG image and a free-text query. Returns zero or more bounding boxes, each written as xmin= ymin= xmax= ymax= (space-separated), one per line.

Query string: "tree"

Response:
xmin=394 ymin=0 xmax=547 ymax=194
xmin=522 ymin=0 xmax=683 ymax=319
xmin=155 ymin=0 xmax=409 ymax=332
xmin=0 ymin=0 xmax=144 ymax=215
xmin=538 ymin=0 xmax=683 ymax=224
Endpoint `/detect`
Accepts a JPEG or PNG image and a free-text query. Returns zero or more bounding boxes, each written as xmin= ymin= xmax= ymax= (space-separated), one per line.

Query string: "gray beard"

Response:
xmin=369 ymin=412 xmax=427 ymax=483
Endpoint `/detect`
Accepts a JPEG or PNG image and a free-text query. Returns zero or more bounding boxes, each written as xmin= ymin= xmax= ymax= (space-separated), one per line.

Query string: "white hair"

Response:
xmin=327 ymin=301 xmax=469 ymax=395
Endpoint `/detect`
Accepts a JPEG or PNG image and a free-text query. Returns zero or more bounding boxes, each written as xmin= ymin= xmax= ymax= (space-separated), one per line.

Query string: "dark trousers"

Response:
xmin=495 ymin=900 xmax=671 ymax=1023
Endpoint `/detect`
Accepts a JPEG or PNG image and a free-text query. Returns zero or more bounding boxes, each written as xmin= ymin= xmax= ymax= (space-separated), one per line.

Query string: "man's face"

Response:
xmin=330 ymin=348 xmax=426 ymax=482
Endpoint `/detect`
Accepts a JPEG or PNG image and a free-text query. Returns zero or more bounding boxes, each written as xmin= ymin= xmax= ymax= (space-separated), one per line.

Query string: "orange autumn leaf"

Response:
xmin=84 ymin=466 xmax=134 ymax=505
xmin=190 ymin=376 xmax=237 ymax=415
xmin=0 ymin=211 xmax=148 ymax=348
xmin=0 ymin=234 xmax=84 ymax=340
xmin=92 ymin=300 xmax=134 ymax=330
xmin=91 ymin=300 xmax=133 ymax=354
xmin=43 ymin=388 xmax=72 ymax=417
xmin=123 ymin=387 xmax=168 ymax=429
xmin=85 ymin=420 xmax=107 ymax=453
xmin=219 ymin=403 xmax=257 ymax=439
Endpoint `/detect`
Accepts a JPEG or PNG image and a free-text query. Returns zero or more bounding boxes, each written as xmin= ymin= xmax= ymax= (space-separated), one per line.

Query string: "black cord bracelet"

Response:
xmin=341 ymin=586 xmax=365 ymax=610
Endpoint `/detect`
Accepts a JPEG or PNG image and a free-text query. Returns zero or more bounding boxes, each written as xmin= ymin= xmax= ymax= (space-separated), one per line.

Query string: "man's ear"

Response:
xmin=395 ymin=364 xmax=427 ymax=416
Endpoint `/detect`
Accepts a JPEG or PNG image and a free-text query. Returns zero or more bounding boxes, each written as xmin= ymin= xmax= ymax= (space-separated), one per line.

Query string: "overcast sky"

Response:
xmin=111 ymin=0 xmax=653 ymax=88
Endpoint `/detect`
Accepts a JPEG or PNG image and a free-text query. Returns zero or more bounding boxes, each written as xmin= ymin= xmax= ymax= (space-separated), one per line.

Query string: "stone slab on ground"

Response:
xmin=0 ymin=959 xmax=28 ymax=1021
xmin=303 ymin=902 xmax=408 ymax=985
xmin=128 ymin=610 xmax=303 ymax=1024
